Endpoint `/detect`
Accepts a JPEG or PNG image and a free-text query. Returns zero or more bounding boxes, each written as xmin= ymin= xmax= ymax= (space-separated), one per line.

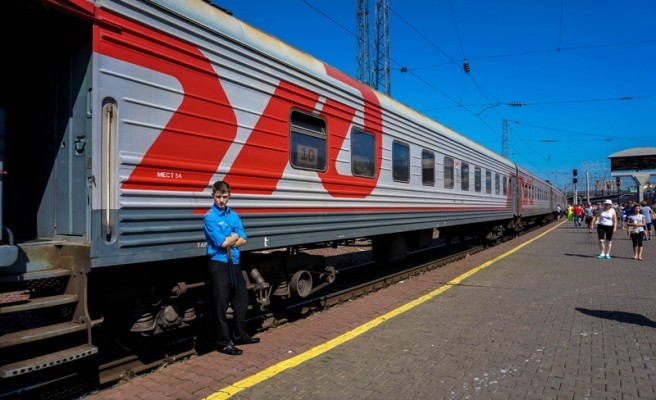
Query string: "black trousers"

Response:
xmin=208 ymin=260 xmax=249 ymax=346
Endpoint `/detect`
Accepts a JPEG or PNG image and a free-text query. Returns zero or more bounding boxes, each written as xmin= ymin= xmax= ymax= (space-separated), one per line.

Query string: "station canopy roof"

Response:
xmin=609 ymin=147 xmax=656 ymax=158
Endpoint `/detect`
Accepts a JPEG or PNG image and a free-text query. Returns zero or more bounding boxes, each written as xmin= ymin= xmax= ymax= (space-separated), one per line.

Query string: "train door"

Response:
xmin=510 ymin=174 xmax=519 ymax=216
xmin=53 ymin=58 xmax=92 ymax=238
xmin=0 ymin=2 xmax=92 ymax=242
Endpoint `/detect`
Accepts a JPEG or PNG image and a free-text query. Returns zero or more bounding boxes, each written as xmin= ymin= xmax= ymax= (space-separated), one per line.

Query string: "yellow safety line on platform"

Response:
xmin=204 ymin=221 xmax=565 ymax=400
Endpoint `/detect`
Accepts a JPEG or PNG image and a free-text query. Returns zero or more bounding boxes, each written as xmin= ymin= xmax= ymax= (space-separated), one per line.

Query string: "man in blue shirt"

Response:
xmin=204 ymin=180 xmax=259 ymax=355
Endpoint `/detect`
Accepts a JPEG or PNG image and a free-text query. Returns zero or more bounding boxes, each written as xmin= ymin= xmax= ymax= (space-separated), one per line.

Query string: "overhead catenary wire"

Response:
xmin=406 ymin=38 xmax=656 ymax=71
xmin=291 ymin=1 xmax=652 ymax=187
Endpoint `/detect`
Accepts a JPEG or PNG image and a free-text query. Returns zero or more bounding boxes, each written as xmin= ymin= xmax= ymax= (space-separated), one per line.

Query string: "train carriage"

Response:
xmin=0 ymin=0 xmax=564 ymax=396
xmin=515 ymin=166 xmax=558 ymax=222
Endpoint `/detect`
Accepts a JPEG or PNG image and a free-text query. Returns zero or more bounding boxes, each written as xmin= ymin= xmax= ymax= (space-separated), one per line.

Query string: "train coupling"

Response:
xmin=247 ymin=268 xmax=271 ymax=309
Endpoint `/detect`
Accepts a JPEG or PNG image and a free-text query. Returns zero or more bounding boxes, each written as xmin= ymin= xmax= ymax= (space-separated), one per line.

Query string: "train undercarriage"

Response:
xmin=0 ymin=240 xmax=340 ymax=399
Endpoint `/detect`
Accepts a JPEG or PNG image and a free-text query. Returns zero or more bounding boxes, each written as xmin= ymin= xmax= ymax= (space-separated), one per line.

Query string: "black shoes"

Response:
xmin=218 ymin=344 xmax=242 ymax=355
xmin=234 ymin=335 xmax=260 ymax=345
xmin=216 ymin=336 xmax=259 ymax=354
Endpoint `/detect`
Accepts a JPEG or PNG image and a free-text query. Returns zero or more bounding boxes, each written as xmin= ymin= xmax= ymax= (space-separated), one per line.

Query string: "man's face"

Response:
xmin=212 ymin=191 xmax=230 ymax=209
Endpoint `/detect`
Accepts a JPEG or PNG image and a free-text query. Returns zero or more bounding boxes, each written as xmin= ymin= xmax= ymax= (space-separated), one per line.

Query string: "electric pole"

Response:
xmin=356 ymin=0 xmax=370 ymax=84
xmin=356 ymin=0 xmax=390 ymax=94
xmin=372 ymin=0 xmax=390 ymax=94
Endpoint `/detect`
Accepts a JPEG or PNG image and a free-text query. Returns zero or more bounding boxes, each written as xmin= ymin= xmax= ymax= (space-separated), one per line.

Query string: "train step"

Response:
xmin=0 ymin=343 xmax=98 ymax=378
xmin=0 ymin=321 xmax=88 ymax=348
xmin=0 ymin=268 xmax=71 ymax=283
xmin=0 ymin=293 xmax=78 ymax=314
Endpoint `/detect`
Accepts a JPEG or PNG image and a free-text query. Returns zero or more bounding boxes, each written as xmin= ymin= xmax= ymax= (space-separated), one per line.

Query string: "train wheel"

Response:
xmin=290 ymin=270 xmax=313 ymax=298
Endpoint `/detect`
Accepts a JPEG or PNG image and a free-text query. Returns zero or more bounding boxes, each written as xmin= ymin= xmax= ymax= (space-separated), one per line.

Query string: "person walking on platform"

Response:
xmin=639 ymin=201 xmax=653 ymax=241
xmin=591 ymin=199 xmax=617 ymax=259
xmin=203 ymin=180 xmax=260 ymax=356
xmin=627 ymin=203 xmax=646 ymax=260
xmin=583 ymin=203 xmax=594 ymax=233
xmin=573 ymin=204 xmax=583 ymax=226
xmin=622 ymin=201 xmax=633 ymax=238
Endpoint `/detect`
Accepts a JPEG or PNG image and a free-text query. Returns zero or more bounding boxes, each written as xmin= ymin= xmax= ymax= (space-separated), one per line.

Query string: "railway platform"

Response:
xmin=83 ymin=221 xmax=656 ymax=400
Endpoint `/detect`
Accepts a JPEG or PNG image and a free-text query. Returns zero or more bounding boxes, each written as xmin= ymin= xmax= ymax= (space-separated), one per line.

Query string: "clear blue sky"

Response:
xmin=214 ymin=0 xmax=656 ymax=189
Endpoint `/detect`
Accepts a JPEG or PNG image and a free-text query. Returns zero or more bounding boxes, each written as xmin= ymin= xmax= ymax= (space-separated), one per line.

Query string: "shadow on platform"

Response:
xmin=576 ymin=307 xmax=656 ymax=328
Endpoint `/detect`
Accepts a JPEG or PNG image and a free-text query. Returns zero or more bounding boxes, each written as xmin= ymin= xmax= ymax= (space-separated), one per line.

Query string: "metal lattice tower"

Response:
xmin=356 ymin=0 xmax=370 ymax=84
xmin=501 ymin=119 xmax=509 ymax=158
xmin=372 ymin=0 xmax=390 ymax=95
xmin=356 ymin=0 xmax=390 ymax=95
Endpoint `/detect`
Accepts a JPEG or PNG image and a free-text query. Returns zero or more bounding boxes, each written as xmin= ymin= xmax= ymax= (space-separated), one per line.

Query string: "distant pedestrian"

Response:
xmin=627 ymin=204 xmax=646 ymax=260
xmin=573 ymin=204 xmax=582 ymax=227
xmin=591 ymin=199 xmax=617 ymax=259
xmin=639 ymin=201 xmax=653 ymax=241
xmin=622 ymin=201 xmax=633 ymax=238
xmin=583 ymin=203 xmax=594 ymax=233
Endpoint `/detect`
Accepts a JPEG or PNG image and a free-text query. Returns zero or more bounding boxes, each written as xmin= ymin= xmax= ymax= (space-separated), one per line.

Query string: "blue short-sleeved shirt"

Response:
xmin=203 ymin=204 xmax=246 ymax=264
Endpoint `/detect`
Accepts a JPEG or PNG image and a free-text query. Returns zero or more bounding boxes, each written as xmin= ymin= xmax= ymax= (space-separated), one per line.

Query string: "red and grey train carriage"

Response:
xmin=0 ymin=0 xmax=564 ymax=392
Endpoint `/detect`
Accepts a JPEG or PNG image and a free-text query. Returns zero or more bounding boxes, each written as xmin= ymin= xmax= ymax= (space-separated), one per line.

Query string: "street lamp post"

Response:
xmin=585 ymin=170 xmax=590 ymax=204
xmin=573 ymin=169 xmax=578 ymax=205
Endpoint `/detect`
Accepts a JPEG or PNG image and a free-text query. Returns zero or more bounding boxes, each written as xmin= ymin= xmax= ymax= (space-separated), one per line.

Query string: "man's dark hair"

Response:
xmin=212 ymin=180 xmax=231 ymax=194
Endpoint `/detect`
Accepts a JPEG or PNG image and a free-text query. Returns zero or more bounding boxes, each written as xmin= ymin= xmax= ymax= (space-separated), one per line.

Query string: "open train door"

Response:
xmin=0 ymin=1 xmax=92 ymax=243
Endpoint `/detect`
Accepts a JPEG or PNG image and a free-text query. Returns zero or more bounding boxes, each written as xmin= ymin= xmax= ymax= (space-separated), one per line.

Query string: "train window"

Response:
xmin=485 ymin=171 xmax=492 ymax=194
xmin=495 ymin=173 xmax=500 ymax=195
xmin=392 ymin=141 xmax=410 ymax=182
xmin=290 ymin=110 xmax=327 ymax=171
xmin=474 ymin=166 xmax=481 ymax=192
xmin=503 ymin=175 xmax=508 ymax=195
xmin=422 ymin=150 xmax=435 ymax=186
xmin=444 ymin=156 xmax=454 ymax=189
xmin=461 ymin=162 xmax=469 ymax=191
xmin=351 ymin=129 xmax=375 ymax=178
